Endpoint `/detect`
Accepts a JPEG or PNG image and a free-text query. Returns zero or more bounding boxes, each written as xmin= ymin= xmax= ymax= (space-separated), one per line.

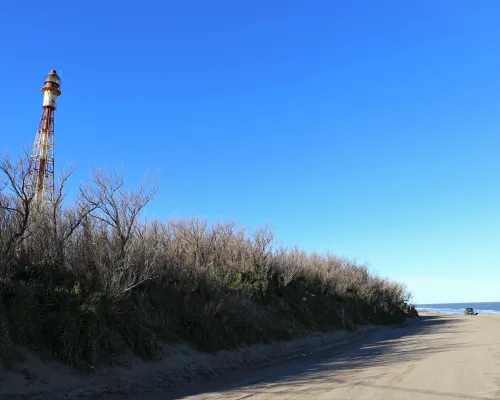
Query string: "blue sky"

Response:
xmin=2 ymin=1 xmax=500 ymax=304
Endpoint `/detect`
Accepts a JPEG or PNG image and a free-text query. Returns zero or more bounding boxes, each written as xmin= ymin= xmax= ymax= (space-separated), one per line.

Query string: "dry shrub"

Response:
xmin=0 ymin=151 xmax=415 ymax=368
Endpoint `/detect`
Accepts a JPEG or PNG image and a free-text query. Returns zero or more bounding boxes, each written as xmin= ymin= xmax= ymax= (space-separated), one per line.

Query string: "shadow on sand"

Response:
xmin=169 ymin=315 xmax=492 ymax=399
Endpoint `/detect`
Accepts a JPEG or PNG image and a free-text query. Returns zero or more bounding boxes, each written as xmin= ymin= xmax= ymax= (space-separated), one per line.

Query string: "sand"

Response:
xmin=169 ymin=313 xmax=500 ymax=400
xmin=0 ymin=324 xmax=383 ymax=399
xmin=2 ymin=313 xmax=500 ymax=399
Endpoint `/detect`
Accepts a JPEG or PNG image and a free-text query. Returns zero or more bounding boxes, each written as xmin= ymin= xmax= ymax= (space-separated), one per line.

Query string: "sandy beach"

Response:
xmin=2 ymin=313 xmax=500 ymax=399
xmin=167 ymin=313 xmax=500 ymax=400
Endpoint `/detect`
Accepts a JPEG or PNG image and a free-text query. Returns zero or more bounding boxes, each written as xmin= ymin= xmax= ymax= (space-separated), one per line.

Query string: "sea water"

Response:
xmin=416 ymin=302 xmax=500 ymax=315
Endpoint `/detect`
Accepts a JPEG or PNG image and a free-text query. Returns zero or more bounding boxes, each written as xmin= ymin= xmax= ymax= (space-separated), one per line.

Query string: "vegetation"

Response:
xmin=0 ymin=151 xmax=417 ymax=370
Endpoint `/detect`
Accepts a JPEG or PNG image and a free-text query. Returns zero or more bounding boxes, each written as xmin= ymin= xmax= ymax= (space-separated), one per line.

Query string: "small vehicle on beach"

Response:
xmin=465 ymin=308 xmax=478 ymax=315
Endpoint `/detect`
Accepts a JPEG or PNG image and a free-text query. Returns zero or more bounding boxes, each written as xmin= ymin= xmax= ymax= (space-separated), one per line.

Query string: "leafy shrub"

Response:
xmin=4 ymin=264 xmax=108 ymax=368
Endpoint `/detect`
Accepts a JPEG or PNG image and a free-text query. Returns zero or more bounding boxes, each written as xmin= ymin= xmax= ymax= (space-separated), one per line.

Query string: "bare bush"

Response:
xmin=272 ymin=245 xmax=307 ymax=286
xmin=0 ymin=149 xmax=414 ymax=365
xmin=77 ymin=167 xmax=159 ymax=300
xmin=0 ymin=146 xmax=412 ymax=307
xmin=0 ymin=151 xmax=36 ymax=272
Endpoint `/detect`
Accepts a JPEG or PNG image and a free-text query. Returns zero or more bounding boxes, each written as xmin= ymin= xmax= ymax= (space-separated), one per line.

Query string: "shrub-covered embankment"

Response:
xmin=0 ymin=152 xmax=417 ymax=370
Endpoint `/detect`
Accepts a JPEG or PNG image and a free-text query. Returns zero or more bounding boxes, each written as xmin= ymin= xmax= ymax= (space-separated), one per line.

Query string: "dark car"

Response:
xmin=465 ymin=308 xmax=477 ymax=315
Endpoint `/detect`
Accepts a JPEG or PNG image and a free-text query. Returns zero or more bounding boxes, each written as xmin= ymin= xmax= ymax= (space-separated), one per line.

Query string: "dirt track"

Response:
xmin=167 ymin=314 xmax=500 ymax=400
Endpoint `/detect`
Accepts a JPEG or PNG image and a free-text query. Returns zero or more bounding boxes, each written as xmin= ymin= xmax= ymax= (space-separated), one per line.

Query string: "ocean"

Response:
xmin=416 ymin=302 xmax=500 ymax=315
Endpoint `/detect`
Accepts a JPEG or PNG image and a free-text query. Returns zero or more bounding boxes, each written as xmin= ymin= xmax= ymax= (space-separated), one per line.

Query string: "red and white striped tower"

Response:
xmin=27 ymin=70 xmax=61 ymax=205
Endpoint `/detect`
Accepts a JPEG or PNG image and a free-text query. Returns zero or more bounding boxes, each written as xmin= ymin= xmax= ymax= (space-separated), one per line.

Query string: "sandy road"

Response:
xmin=167 ymin=314 xmax=500 ymax=400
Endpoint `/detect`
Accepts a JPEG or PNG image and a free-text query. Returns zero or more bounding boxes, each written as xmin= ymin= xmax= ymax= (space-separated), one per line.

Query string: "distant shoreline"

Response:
xmin=416 ymin=302 xmax=500 ymax=315
xmin=418 ymin=311 xmax=500 ymax=318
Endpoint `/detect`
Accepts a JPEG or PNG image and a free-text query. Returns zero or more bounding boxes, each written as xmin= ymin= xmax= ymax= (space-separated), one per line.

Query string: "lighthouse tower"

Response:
xmin=27 ymin=70 xmax=61 ymax=205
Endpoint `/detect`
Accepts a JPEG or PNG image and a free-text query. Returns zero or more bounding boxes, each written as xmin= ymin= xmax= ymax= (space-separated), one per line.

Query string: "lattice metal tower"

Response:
xmin=27 ymin=70 xmax=62 ymax=205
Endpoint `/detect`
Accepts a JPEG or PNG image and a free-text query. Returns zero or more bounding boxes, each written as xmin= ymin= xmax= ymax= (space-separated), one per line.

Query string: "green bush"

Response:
xmin=3 ymin=264 xmax=108 ymax=368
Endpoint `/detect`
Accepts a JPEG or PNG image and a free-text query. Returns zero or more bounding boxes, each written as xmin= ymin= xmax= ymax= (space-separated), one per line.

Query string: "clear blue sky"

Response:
xmin=2 ymin=1 xmax=500 ymax=304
